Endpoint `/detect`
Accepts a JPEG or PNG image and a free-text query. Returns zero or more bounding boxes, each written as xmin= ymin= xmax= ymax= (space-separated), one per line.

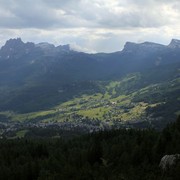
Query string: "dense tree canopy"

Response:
xmin=0 ymin=116 xmax=180 ymax=179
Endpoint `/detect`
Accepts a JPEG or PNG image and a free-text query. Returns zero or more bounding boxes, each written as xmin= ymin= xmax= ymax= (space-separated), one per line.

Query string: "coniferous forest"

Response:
xmin=1 ymin=1 xmax=180 ymax=180
xmin=0 ymin=116 xmax=179 ymax=180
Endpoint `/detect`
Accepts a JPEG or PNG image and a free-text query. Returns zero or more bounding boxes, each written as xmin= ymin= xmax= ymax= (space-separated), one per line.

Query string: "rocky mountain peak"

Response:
xmin=5 ymin=38 xmax=24 ymax=47
xmin=56 ymin=44 xmax=71 ymax=52
xmin=122 ymin=41 xmax=164 ymax=53
xmin=35 ymin=43 xmax=72 ymax=55
xmin=0 ymin=38 xmax=35 ymax=60
xmin=168 ymin=39 xmax=180 ymax=48
xmin=122 ymin=42 xmax=137 ymax=53
xmin=35 ymin=42 xmax=55 ymax=50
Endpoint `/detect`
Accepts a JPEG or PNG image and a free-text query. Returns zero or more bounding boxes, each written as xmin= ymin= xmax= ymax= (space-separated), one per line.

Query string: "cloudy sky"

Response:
xmin=0 ymin=0 xmax=180 ymax=52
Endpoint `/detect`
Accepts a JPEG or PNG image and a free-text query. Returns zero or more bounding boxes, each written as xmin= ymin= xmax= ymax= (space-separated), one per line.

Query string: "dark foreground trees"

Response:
xmin=0 ymin=116 xmax=180 ymax=180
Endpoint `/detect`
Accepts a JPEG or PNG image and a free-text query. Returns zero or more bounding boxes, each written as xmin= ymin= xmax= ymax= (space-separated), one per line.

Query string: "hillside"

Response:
xmin=0 ymin=116 xmax=180 ymax=179
xmin=0 ymin=38 xmax=179 ymax=130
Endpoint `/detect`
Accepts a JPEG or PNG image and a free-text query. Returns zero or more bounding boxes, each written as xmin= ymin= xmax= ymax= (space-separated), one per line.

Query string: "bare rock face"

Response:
xmin=122 ymin=41 xmax=165 ymax=54
xmin=168 ymin=39 xmax=180 ymax=48
xmin=0 ymin=38 xmax=35 ymax=60
xmin=159 ymin=154 xmax=180 ymax=170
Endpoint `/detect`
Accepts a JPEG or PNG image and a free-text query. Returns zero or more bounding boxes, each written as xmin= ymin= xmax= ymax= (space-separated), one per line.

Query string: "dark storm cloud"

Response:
xmin=0 ymin=0 xmax=87 ymax=29
xmin=0 ymin=0 xmax=180 ymax=52
xmin=0 ymin=0 xmax=179 ymax=29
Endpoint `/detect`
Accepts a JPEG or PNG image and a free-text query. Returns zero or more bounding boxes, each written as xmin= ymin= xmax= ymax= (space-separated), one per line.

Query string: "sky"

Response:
xmin=0 ymin=0 xmax=180 ymax=53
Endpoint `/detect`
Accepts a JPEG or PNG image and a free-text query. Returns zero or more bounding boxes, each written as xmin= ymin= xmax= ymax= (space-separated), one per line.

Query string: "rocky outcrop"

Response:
xmin=0 ymin=38 xmax=35 ymax=60
xmin=122 ymin=41 xmax=165 ymax=53
xmin=168 ymin=39 xmax=180 ymax=48
xmin=159 ymin=154 xmax=180 ymax=170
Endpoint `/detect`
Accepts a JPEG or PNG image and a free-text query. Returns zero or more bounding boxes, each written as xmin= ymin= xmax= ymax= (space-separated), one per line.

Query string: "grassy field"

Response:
xmin=0 ymin=73 xmax=179 ymax=125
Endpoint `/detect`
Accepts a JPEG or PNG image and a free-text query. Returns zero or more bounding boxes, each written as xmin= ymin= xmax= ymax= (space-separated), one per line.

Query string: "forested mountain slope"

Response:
xmin=0 ymin=38 xmax=179 ymax=128
xmin=0 ymin=116 xmax=180 ymax=179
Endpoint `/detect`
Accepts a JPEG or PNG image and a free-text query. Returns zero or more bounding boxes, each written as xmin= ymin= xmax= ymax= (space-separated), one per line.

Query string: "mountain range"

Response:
xmin=0 ymin=38 xmax=179 ymax=129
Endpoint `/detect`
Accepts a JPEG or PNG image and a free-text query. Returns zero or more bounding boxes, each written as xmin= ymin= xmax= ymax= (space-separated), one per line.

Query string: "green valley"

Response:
xmin=0 ymin=38 xmax=180 ymax=134
xmin=1 ymin=68 xmax=179 ymax=130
